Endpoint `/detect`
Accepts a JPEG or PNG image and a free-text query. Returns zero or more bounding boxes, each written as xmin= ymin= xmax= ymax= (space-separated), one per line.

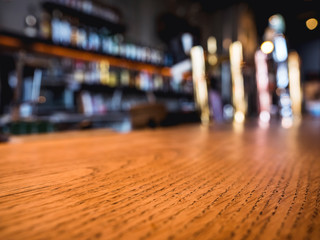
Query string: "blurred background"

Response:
xmin=0 ymin=0 xmax=319 ymax=136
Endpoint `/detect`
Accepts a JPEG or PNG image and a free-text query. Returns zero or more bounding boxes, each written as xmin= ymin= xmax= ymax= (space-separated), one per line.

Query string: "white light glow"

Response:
xmin=255 ymin=50 xmax=271 ymax=116
xmin=182 ymin=33 xmax=193 ymax=55
xmin=280 ymin=107 xmax=292 ymax=118
xmin=260 ymin=41 xmax=274 ymax=54
xmin=281 ymin=117 xmax=293 ymax=129
xmin=234 ymin=111 xmax=245 ymax=123
xmin=190 ymin=46 xmax=210 ymax=124
xmin=273 ymin=35 xmax=288 ymax=62
xmin=268 ymin=14 xmax=285 ymax=33
xmin=207 ymin=36 xmax=217 ymax=54
xmin=276 ymin=63 xmax=289 ymax=88
xmin=279 ymin=92 xmax=292 ymax=118
xmin=279 ymin=93 xmax=291 ymax=106
xmin=171 ymin=59 xmax=192 ymax=83
xmin=259 ymin=111 xmax=271 ymax=123
xmin=223 ymin=104 xmax=234 ymax=120
xmin=230 ymin=41 xmax=246 ymax=122
xmin=258 ymin=120 xmax=270 ymax=129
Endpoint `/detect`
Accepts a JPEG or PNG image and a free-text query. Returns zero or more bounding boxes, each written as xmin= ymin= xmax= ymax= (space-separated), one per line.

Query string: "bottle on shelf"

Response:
xmin=24 ymin=8 xmax=38 ymax=37
xmin=100 ymin=61 xmax=110 ymax=85
xmin=40 ymin=10 xmax=51 ymax=39
xmin=51 ymin=10 xmax=62 ymax=44
xmin=39 ymin=1 xmax=172 ymax=67
xmin=87 ymin=28 xmax=100 ymax=51
xmin=109 ymin=71 xmax=118 ymax=87
xmin=120 ymin=70 xmax=130 ymax=87
xmin=76 ymin=25 xmax=88 ymax=49
xmin=70 ymin=17 xmax=79 ymax=47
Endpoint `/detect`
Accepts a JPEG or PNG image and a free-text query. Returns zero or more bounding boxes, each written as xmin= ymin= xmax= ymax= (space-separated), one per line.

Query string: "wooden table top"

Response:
xmin=0 ymin=119 xmax=320 ymax=240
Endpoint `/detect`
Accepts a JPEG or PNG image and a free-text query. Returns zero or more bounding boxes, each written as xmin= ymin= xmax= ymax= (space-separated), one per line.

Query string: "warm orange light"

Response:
xmin=255 ymin=50 xmax=271 ymax=117
xmin=190 ymin=46 xmax=210 ymax=124
xmin=38 ymin=96 xmax=47 ymax=103
xmin=259 ymin=111 xmax=270 ymax=123
xmin=207 ymin=36 xmax=217 ymax=54
xmin=260 ymin=41 xmax=274 ymax=54
xmin=234 ymin=111 xmax=245 ymax=123
xmin=306 ymin=18 xmax=318 ymax=30
xmin=30 ymin=43 xmax=172 ymax=77
xmin=230 ymin=41 xmax=246 ymax=122
xmin=288 ymin=51 xmax=302 ymax=117
xmin=208 ymin=55 xmax=218 ymax=66
xmin=281 ymin=117 xmax=293 ymax=129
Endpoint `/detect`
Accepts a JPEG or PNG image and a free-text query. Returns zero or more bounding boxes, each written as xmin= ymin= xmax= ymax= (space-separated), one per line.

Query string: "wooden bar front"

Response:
xmin=0 ymin=119 xmax=320 ymax=239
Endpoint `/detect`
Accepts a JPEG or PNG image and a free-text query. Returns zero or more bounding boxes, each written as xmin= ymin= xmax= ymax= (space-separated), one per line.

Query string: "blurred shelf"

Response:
xmin=0 ymin=31 xmax=171 ymax=77
xmin=39 ymin=79 xmax=193 ymax=98
xmin=38 ymin=79 xmax=194 ymax=98
xmin=79 ymin=83 xmax=193 ymax=97
xmin=153 ymin=90 xmax=193 ymax=99
xmin=42 ymin=1 xmax=125 ymax=35
xmin=11 ymin=107 xmax=197 ymax=125
xmin=7 ymin=111 xmax=130 ymax=134
xmin=16 ymin=111 xmax=128 ymax=124
xmin=8 ymin=110 xmax=199 ymax=133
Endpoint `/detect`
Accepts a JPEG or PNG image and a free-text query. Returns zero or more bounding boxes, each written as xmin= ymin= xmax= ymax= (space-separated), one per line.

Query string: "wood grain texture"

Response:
xmin=0 ymin=119 xmax=320 ymax=240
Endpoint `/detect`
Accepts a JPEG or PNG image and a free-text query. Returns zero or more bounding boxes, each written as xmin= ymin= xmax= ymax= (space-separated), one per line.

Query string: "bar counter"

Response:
xmin=1 ymin=119 xmax=320 ymax=240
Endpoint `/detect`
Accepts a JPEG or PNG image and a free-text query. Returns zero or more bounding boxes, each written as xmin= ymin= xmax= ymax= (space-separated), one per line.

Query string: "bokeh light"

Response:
xmin=306 ymin=18 xmax=318 ymax=30
xmin=260 ymin=41 xmax=274 ymax=54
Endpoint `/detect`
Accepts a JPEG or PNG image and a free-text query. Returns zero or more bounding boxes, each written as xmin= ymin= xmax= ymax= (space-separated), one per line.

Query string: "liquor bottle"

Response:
xmin=164 ymin=53 xmax=173 ymax=66
xmin=60 ymin=16 xmax=72 ymax=45
xmin=51 ymin=10 xmax=61 ymax=44
xmin=125 ymin=43 xmax=131 ymax=59
xmin=76 ymin=25 xmax=87 ymax=49
xmin=94 ymin=62 xmax=100 ymax=83
xmin=105 ymin=37 xmax=114 ymax=55
xmin=40 ymin=10 xmax=51 ymax=39
xmin=80 ymin=91 xmax=93 ymax=116
xmin=100 ymin=61 xmax=109 ymax=85
xmin=131 ymin=44 xmax=137 ymax=61
xmin=100 ymin=28 xmax=110 ymax=54
xmin=141 ymin=47 xmax=147 ymax=62
xmin=51 ymin=10 xmax=71 ymax=45
xmin=70 ymin=17 xmax=79 ymax=47
xmin=112 ymin=34 xmax=123 ymax=56
xmin=129 ymin=70 xmax=136 ymax=87
xmin=73 ymin=61 xmax=85 ymax=83
xmin=120 ymin=70 xmax=130 ymax=86
xmin=24 ymin=10 xmax=38 ymax=37
xmin=82 ymin=0 xmax=93 ymax=14
xmin=150 ymin=49 xmax=157 ymax=64
xmin=145 ymin=47 xmax=151 ymax=63
xmin=88 ymin=28 xmax=100 ymax=51
xmin=153 ymin=75 xmax=163 ymax=90
xmin=75 ymin=0 xmax=83 ymax=11
xmin=136 ymin=46 xmax=143 ymax=62
xmin=109 ymin=71 xmax=117 ymax=87
xmin=119 ymin=42 xmax=126 ymax=58
xmin=135 ymin=72 xmax=141 ymax=89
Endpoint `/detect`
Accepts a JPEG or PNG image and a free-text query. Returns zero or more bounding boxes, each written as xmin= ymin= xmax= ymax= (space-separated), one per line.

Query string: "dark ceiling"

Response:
xmin=191 ymin=0 xmax=320 ymax=48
